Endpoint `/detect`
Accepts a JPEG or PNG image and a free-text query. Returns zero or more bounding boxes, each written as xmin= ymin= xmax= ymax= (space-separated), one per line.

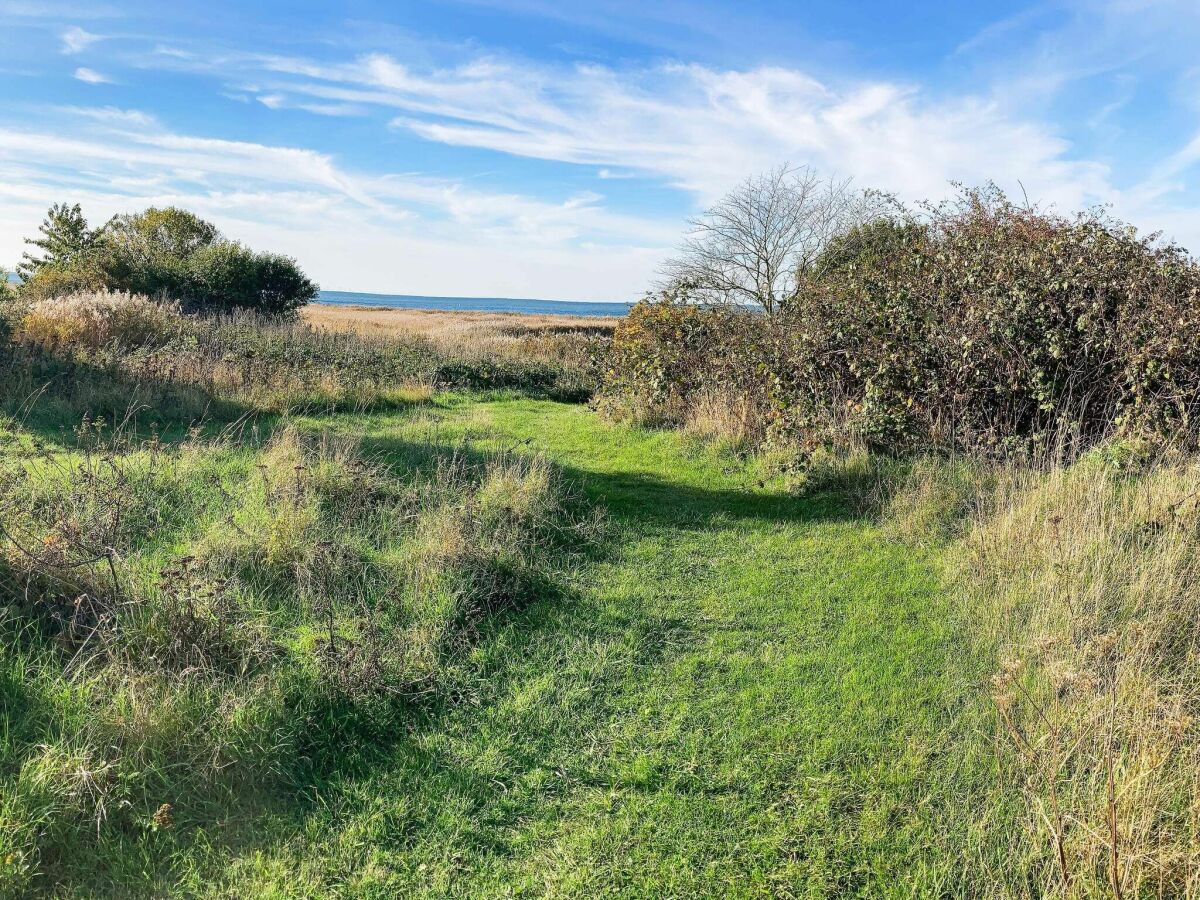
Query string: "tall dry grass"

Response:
xmin=963 ymin=458 xmax=1200 ymax=897
xmin=848 ymin=449 xmax=1200 ymax=897
xmin=303 ymin=303 xmax=611 ymax=397
xmin=0 ymin=292 xmax=607 ymax=435
xmin=17 ymin=290 xmax=184 ymax=351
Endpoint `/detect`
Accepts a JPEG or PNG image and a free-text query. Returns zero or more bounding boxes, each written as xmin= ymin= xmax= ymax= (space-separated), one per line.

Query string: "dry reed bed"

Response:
xmin=3 ymin=292 xmax=607 ymax=427
xmin=303 ymin=303 xmax=614 ymax=391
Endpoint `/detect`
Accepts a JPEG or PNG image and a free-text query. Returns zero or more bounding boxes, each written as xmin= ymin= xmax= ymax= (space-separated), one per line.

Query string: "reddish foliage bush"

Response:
xmin=602 ymin=188 xmax=1200 ymax=456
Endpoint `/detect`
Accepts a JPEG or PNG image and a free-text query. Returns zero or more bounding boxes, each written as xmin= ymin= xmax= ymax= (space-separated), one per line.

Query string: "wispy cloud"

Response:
xmin=0 ymin=108 xmax=674 ymax=297
xmin=73 ymin=67 xmax=114 ymax=84
xmin=248 ymin=51 xmax=1110 ymax=210
xmin=9 ymin=0 xmax=1200 ymax=297
xmin=60 ymin=25 xmax=102 ymax=54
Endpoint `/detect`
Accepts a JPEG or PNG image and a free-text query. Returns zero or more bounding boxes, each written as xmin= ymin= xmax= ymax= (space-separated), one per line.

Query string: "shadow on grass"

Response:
xmin=5 ymin=408 xmax=859 ymax=895
xmin=359 ymin=430 xmax=858 ymax=534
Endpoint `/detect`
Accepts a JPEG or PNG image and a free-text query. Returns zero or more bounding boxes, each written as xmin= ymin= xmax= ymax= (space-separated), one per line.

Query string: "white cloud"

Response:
xmin=56 ymin=105 xmax=155 ymax=126
xmin=17 ymin=5 xmax=1200 ymax=295
xmin=243 ymin=51 xmax=1112 ymax=212
xmin=0 ymin=113 xmax=671 ymax=298
xmin=60 ymin=25 xmax=102 ymax=54
xmin=244 ymin=46 xmax=1200 ymax=251
xmin=253 ymin=91 xmax=364 ymax=117
xmin=73 ymin=67 xmax=114 ymax=84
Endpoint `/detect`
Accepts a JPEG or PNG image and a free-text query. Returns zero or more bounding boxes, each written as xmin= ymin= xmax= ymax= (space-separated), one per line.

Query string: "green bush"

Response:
xmin=598 ymin=296 xmax=774 ymax=430
xmin=602 ymin=187 xmax=1200 ymax=457
xmin=17 ymin=205 xmax=317 ymax=315
xmin=184 ymin=243 xmax=317 ymax=315
xmin=786 ymin=188 xmax=1200 ymax=453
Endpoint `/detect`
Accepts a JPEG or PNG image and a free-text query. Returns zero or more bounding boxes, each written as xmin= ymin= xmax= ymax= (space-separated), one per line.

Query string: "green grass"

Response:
xmin=3 ymin=396 xmax=1000 ymax=897
xmin=199 ymin=398 xmax=990 ymax=897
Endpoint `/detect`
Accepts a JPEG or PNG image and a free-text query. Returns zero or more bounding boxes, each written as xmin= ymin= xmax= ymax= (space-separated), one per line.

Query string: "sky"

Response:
xmin=1 ymin=1 xmax=1199 ymax=300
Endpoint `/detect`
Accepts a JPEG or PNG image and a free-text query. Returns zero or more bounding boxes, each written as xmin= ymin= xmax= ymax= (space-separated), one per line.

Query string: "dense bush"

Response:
xmin=788 ymin=189 xmax=1200 ymax=452
xmin=603 ymin=187 xmax=1200 ymax=457
xmin=599 ymin=297 xmax=775 ymax=434
xmin=18 ymin=205 xmax=317 ymax=315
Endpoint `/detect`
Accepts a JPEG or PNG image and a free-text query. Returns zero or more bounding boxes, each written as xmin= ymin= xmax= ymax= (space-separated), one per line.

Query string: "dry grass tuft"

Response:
xmin=18 ymin=290 xmax=184 ymax=351
xmin=682 ymin=389 xmax=764 ymax=449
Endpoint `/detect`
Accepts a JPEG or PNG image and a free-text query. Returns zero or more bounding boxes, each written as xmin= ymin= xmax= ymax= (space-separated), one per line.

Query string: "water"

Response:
xmin=318 ymin=290 xmax=634 ymax=317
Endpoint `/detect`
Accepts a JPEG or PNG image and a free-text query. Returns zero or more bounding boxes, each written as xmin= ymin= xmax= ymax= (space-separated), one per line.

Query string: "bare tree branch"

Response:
xmin=662 ymin=165 xmax=875 ymax=316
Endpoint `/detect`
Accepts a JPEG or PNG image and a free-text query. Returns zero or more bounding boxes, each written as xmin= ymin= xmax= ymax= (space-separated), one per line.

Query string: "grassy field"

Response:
xmin=302 ymin=303 xmax=620 ymax=339
xmin=5 ymin=298 xmax=1199 ymax=897
xmin=2 ymin=390 xmax=999 ymax=897
xmin=119 ymin=398 xmax=1005 ymax=896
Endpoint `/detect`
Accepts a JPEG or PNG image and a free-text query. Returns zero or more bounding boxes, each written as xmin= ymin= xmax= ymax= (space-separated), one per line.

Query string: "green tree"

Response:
xmin=98 ymin=207 xmax=221 ymax=297
xmin=16 ymin=203 xmax=96 ymax=280
xmin=186 ymin=242 xmax=317 ymax=315
xmin=17 ymin=203 xmax=319 ymax=314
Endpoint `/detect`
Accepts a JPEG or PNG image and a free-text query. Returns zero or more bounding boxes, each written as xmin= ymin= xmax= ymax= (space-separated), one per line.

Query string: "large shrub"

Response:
xmin=599 ymin=296 xmax=774 ymax=434
xmin=185 ymin=243 xmax=317 ymax=315
xmin=18 ymin=205 xmax=318 ymax=315
xmin=603 ymin=187 xmax=1200 ymax=456
xmin=785 ymin=189 xmax=1200 ymax=453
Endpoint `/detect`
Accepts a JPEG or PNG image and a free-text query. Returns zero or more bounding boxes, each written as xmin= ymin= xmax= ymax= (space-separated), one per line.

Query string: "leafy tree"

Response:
xmin=98 ymin=207 xmax=221 ymax=298
xmin=16 ymin=203 xmax=318 ymax=314
xmin=16 ymin=203 xmax=97 ymax=280
xmin=110 ymin=206 xmax=220 ymax=259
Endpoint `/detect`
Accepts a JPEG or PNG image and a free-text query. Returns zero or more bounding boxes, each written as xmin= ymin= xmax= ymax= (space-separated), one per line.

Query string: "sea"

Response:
xmin=318 ymin=290 xmax=634 ymax=317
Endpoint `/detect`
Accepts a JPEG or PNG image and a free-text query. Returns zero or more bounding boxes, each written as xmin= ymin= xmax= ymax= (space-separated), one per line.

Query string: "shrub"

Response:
xmin=603 ymin=186 xmax=1200 ymax=458
xmin=784 ymin=189 xmax=1200 ymax=453
xmin=16 ymin=204 xmax=318 ymax=315
xmin=184 ymin=242 xmax=317 ymax=316
xmin=598 ymin=297 xmax=774 ymax=436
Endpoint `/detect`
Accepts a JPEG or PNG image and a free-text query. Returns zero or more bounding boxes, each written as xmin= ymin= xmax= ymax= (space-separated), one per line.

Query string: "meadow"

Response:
xmin=1 ymin=291 xmax=1198 ymax=898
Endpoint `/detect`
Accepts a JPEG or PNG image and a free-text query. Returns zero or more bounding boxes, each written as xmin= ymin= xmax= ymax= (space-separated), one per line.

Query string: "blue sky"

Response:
xmin=1 ymin=0 xmax=1198 ymax=299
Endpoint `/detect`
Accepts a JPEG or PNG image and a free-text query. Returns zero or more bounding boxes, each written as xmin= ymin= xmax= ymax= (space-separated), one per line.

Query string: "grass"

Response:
xmin=6 ymin=396 xmax=1002 ymax=898
xmin=0 ymin=400 xmax=599 ymax=898
xmin=4 ymin=297 xmax=1198 ymax=896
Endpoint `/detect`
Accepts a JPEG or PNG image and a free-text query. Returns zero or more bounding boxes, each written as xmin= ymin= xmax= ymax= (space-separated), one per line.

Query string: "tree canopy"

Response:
xmin=17 ymin=204 xmax=318 ymax=315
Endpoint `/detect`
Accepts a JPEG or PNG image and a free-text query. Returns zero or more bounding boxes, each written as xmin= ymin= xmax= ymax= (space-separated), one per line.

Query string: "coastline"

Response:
xmin=317 ymin=289 xmax=633 ymax=318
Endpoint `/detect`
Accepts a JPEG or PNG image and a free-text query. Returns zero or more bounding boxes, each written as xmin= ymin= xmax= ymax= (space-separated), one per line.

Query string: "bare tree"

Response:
xmin=663 ymin=165 xmax=870 ymax=316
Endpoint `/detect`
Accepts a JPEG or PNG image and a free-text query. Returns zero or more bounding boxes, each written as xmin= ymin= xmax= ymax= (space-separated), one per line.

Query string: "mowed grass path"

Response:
xmin=204 ymin=398 xmax=987 ymax=898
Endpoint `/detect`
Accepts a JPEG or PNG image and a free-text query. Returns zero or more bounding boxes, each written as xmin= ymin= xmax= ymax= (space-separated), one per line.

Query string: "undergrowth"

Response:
xmin=0 ymin=418 xmax=600 ymax=896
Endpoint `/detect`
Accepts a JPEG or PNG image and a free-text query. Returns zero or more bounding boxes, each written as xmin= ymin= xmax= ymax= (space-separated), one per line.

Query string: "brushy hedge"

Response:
xmin=601 ymin=188 xmax=1200 ymax=457
xmin=599 ymin=301 xmax=772 ymax=430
